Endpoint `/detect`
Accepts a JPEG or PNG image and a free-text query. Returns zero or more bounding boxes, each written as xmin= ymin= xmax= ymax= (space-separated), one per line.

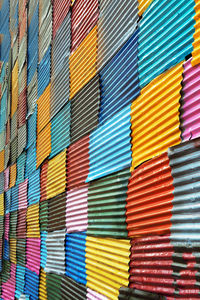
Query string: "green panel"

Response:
xmin=40 ymin=200 xmax=48 ymax=231
xmin=16 ymin=238 xmax=26 ymax=267
xmin=47 ymin=273 xmax=62 ymax=300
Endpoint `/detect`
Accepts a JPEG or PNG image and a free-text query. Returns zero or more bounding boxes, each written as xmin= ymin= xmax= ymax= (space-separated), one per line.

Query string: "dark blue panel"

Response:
xmin=24 ymin=268 xmax=39 ymax=300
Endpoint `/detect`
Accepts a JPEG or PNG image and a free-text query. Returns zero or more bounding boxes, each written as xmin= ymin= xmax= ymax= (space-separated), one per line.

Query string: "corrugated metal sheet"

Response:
xmin=46 ymin=149 xmax=66 ymax=199
xmin=61 ymin=275 xmax=87 ymax=300
xmin=37 ymin=84 xmax=51 ymax=134
xmin=66 ymin=184 xmax=88 ymax=233
xmin=24 ymin=268 xmax=39 ymax=300
xmin=48 ymin=192 xmax=66 ymax=232
xmin=27 ymin=203 xmax=40 ymax=238
xmin=18 ymin=124 xmax=27 ymax=156
xmin=10 ymin=185 xmax=18 ymax=212
xmin=38 ymin=46 xmax=51 ymax=98
xmin=138 ymin=0 xmax=154 ymax=16
xmin=4 ymin=167 xmax=9 ymax=191
xmin=69 ymin=25 xmax=98 ymax=99
xmin=11 ymin=60 xmax=18 ymax=117
xmin=192 ymin=0 xmax=200 ymax=66
xmin=52 ymin=0 xmax=71 ymax=39
xmin=27 ymin=71 xmax=37 ymax=118
xmin=16 ymin=151 xmax=26 ymax=184
xmin=99 ymin=30 xmax=139 ymax=124
xmin=27 ymin=105 xmax=37 ymax=149
xmin=40 ymin=160 xmax=48 ymax=202
xmin=0 ymin=172 xmax=4 ymax=194
xmin=46 ymin=273 xmax=62 ymax=300
xmin=4 ymin=143 xmax=10 ymax=170
xmin=168 ymin=138 xmax=200 ymax=243
xmin=2 ymin=263 xmax=16 ymax=300
xmin=0 ymin=150 xmax=5 ymax=173
xmin=11 ymin=111 xmax=17 ymax=142
xmin=70 ymin=74 xmax=100 ymax=144
xmin=18 ymin=179 xmax=28 ymax=209
xmin=18 ymin=87 xmax=27 ymax=128
xmin=28 ymin=168 xmax=40 ymax=205
xmin=19 ymin=64 xmax=27 ymax=94
xmin=5 ymin=191 xmax=11 ymax=214
xmin=16 ymin=238 xmax=26 ymax=267
xmin=45 ymin=229 xmax=65 ymax=275
xmin=50 ymin=102 xmax=71 ymax=158
xmin=10 ymin=163 xmax=17 ymax=188
xmin=10 ymin=137 xmax=17 ymax=166
xmin=40 ymin=231 xmax=48 ymax=269
xmin=71 ymin=0 xmax=99 ymax=53
xmin=88 ymin=168 xmax=130 ymax=238
xmin=97 ymin=0 xmax=138 ymax=71
xmin=180 ymin=58 xmax=200 ymax=141
xmin=26 ymin=238 xmax=41 ymax=275
xmin=26 ymin=142 xmax=37 ymax=176
xmin=86 ymin=236 xmax=130 ymax=299
xmin=17 ymin=208 xmax=27 ymax=238
xmin=138 ymin=0 xmax=195 ymax=88
xmin=15 ymin=265 xmax=26 ymax=299
xmin=126 ymin=152 xmax=174 ymax=238
xmin=87 ymin=288 xmax=108 ymax=300
xmin=118 ymin=287 xmax=165 ymax=299
xmin=40 ymin=201 xmax=48 ymax=231
xmin=87 ymin=105 xmax=132 ymax=182
xmin=65 ymin=232 xmax=86 ymax=285
xmin=67 ymin=135 xmax=90 ymax=189
xmin=36 ymin=123 xmax=51 ymax=168
xmin=18 ymin=36 xmax=27 ymax=74
xmin=10 ymin=238 xmax=17 ymax=264
xmin=131 ymin=63 xmax=183 ymax=170
xmin=39 ymin=268 xmax=47 ymax=300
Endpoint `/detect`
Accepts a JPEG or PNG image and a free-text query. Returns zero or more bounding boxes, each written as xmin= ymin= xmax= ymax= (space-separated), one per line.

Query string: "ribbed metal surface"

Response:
xmin=87 ymin=105 xmax=131 ymax=182
xmin=48 ymin=192 xmax=66 ymax=232
xmin=10 ymin=211 xmax=18 ymax=238
xmin=45 ymin=229 xmax=65 ymax=275
xmin=37 ymin=84 xmax=51 ymax=134
xmin=65 ymin=232 xmax=86 ymax=285
xmin=10 ymin=136 xmax=18 ymax=165
xmin=10 ymin=163 xmax=17 ymax=188
xmin=18 ymin=86 xmax=27 ymax=127
xmin=88 ymin=168 xmax=129 ymax=238
xmin=2 ymin=263 xmax=16 ymax=300
xmin=192 ymin=0 xmax=200 ymax=66
xmin=4 ymin=167 xmax=9 ymax=192
xmin=38 ymin=46 xmax=51 ymax=98
xmin=15 ymin=265 xmax=26 ymax=299
xmin=16 ymin=239 xmax=26 ymax=267
xmin=46 ymin=273 xmax=62 ymax=300
xmin=61 ymin=275 xmax=87 ymax=300
xmin=71 ymin=0 xmax=99 ymax=53
xmin=40 ymin=232 xmax=48 ymax=269
xmin=87 ymin=288 xmax=108 ymax=300
xmin=86 ymin=236 xmax=130 ymax=299
xmin=27 ymin=71 xmax=37 ymax=118
xmin=69 ymin=25 xmax=98 ymax=99
xmin=18 ymin=179 xmax=28 ymax=210
xmin=24 ymin=268 xmax=39 ymax=300
xmin=99 ymin=31 xmax=139 ymax=124
xmin=138 ymin=0 xmax=195 ymax=88
xmin=27 ymin=105 xmax=37 ymax=148
xmin=138 ymin=0 xmax=153 ymax=16
xmin=18 ymin=36 xmax=27 ymax=74
xmin=70 ymin=74 xmax=100 ymax=144
xmin=118 ymin=287 xmax=165 ymax=300
xmin=19 ymin=64 xmax=27 ymax=94
xmin=27 ymin=203 xmax=40 ymax=238
xmin=17 ymin=208 xmax=26 ymax=238
xmin=40 ymin=160 xmax=48 ymax=202
xmin=36 ymin=123 xmax=51 ymax=168
xmin=131 ymin=63 xmax=183 ymax=170
xmin=67 ymin=135 xmax=90 ymax=189
xmin=18 ymin=124 xmax=26 ymax=156
xmin=180 ymin=58 xmax=200 ymax=141
xmin=11 ymin=111 xmax=17 ymax=142
xmin=46 ymin=149 xmax=66 ymax=199
xmin=50 ymin=60 xmax=70 ymax=119
xmin=26 ymin=238 xmax=41 ymax=275
xmin=0 ymin=172 xmax=4 ymax=194
xmin=126 ymin=153 xmax=174 ymax=238
xmin=66 ymin=184 xmax=88 ymax=233
xmin=50 ymin=102 xmax=71 ymax=158
xmin=0 ymin=130 xmax=5 ymax=152
xmin=52 ymin=0 xmax=71 ymax=38
xmin=16 ymin=151 xmax=26 ymax=184
xmin=28 ymin=168 xmax=40 ymax=205
xmin=97 ymin=0 xmax=138 ymax=71
xmin=40 ymin=200 xmax=48 ymax=232
xmin=10 ymin=185 xmax=18 ymax=212
xmin=168 ymin=138 xmax=200 ymax=243
xmin=39 ymin=268 xmax=47 ymax=300
xmin=26 ymin=143 xmax=37 ymax=176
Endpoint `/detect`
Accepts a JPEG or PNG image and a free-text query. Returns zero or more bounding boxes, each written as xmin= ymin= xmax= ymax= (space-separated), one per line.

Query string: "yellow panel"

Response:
xmin=10 ymin=163 xmax=17 ymax=188
xmin=37 ymin=123 xmax=51 ymax=168
xmin=138 ymin=0 xmax=153 ymax=15
xmin=39 ymin=268 xmax=47 ymax=300
xmin=69 ymin=25 xmax=98 ymax=99
xmin=86 ymin=236 xmax=130 ymax=300
xmin=192 ymin=0 xmax=200 ymax=66
xmin=131 ymin=62 xmax=183 ymax=170
xmin=11 ymin=60 xmax=19 ymax=117
xmin=27 ymin=204 xmax=40 ymax=238
xmin=0 ymin=194 xmax=4 ymax=216
xmin=37 ymin=84 xmax=51 ymax=134
xmin=46 ymin=149 xmax=66 ymax=199
xmin=0 ymin=150 xmax=4 ymax=173
xmin=10 ymin=238 xmax=17 ymax=264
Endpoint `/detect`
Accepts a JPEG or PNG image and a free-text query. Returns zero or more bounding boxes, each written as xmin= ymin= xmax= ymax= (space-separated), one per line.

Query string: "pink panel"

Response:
xmin=66 ymin=184 xmax=88 ymax=233
xmin=4 ymin=167 xmax=9 ymax=191
xmin=181 ymin=58 xmax=200 ymax=141
xmin=4 ymin=213 xmax=10 ymax=240
xmin=18 ymin=179 xmax=28 ymax=209
xmin=26 ymin=238 xmax=41 ymax=275
xmin=87 ymin=288 xmax=108 ymax=300
xmin=2 ymin=263 xmax=16 ymax=300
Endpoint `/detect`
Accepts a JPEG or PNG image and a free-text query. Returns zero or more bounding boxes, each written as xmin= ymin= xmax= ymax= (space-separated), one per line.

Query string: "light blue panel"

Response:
xmin=28 ymin=168 xmax=40 ymax=205
xmin=138 ymin=0 xmax=196 ymax=88
xmin=5 ymin=190 xmax=11 ymax=214
xmin=16 ymin=151 xmax=26 ymax=184
xmin=15 ymin=265 xmax=26 ymax=299
xmin=38 ymin=46 xmax=51 ymax=97
xmin=41 ymin=231 xmax=47 ymax=269
xmin=87 ymin=105 xmax=132 ymax=182
xmin=26 ymin=143 xmax=37 ymax=177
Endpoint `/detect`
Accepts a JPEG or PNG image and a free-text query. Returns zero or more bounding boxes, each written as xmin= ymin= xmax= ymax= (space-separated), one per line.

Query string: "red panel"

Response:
xmin=126 ymin=152 xmax=174 ymax=237
xmin=53 ymin=0 xmax=71 ymax=39
xmin=67 ymin=135 xmax=90 ymax=189
xmin=71 ymin=0 xmax=99 ymax=53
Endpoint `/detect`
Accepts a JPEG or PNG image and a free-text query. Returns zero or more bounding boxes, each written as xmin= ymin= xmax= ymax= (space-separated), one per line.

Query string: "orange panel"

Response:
xmin=0 ymin=150 xmax=4 ymax=172
xmin=10 ymin=164 xmax=17 ymax=188
xmin=192 ymin=0 xmax=200 ymax=66
xmin=37 ymin=84 xmax=51 ymax=134
xmin=37 ymin=123 xmax=51 ymax=168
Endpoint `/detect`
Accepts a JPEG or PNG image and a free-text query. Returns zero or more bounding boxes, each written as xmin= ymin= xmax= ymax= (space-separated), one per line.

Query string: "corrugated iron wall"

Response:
xmin=0 ymin=0 xmax=200 ymax=299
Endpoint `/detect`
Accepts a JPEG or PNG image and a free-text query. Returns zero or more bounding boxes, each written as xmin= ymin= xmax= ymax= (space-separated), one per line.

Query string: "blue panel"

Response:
xmin=3 ymin=239 xmax=9 ymax=260
xmin=24 ymin=268 xmax=39 ymax=300
xmin=5 ymin=190 xmax=11 ymax=214
xmin=16 ymin=152 xmax=26 ymax=184
xmin=38 ymin=46 xmax=51 ymax=97
xmin=28 ymin=4 xmax=39 ymax=47
xmin=50 ymin=102 xmax=71 ymax=158
xmin=28 ymin=168 xmax=40 ymax=205
xmin=26 ymin=143 xmax=37 ymax=177
xmin=138 ymin=0 xmax=196 ymax=88
xmin=65 ymin=232 xmax=86 ymax=285
xmin=41 ymin=231 xmax=47 ymax=269
xmin=86 ymin=105 xmax=132 ymax=182
xmin=15 ymin=265 xmax=26 ymax=299
xmin=10 ymin=185 xmax=18 ymax=212
xmin=27 ymin=106 xmax=37 ymax=149
xmin=99 ymin=30 xmax=140 ymax=124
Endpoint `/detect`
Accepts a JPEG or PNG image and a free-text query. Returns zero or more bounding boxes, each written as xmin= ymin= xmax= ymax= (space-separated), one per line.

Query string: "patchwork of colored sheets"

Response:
xmin=0 ymin=0 xmax=200 ymax=299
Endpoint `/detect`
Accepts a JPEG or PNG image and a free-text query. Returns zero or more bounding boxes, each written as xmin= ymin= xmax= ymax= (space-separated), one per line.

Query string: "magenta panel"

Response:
xmin=26 ymin=238 xmax=41 ymax=275
xmin=2 ymin=263 xmax=16 ymax=300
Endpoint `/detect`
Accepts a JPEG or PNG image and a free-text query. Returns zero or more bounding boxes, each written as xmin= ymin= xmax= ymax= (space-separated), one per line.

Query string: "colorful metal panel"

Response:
xmin=192 ymin=0 xmax=200 ymax=66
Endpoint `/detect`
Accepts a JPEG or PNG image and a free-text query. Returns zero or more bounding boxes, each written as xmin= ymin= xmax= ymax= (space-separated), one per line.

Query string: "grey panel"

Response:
xmin=27 ymin=71 xmax=37 ymax=118
xmin=18 ymin=124 xmax=27 ymax=157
